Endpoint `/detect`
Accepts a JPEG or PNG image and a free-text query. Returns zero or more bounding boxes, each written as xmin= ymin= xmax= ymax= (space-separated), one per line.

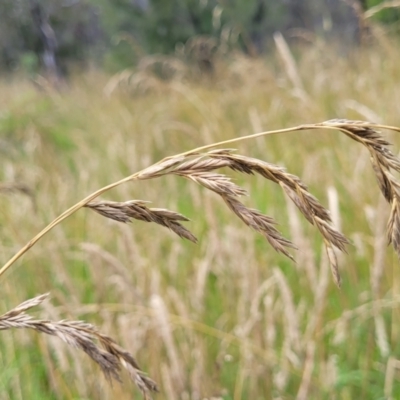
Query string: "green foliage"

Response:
xmin=0 ymin=0 xmax=101 ymax=72
xmin=366 ymin=0 xmax=400 ymax=23
xmin=4 ymin=0 xmax=400 ymax=72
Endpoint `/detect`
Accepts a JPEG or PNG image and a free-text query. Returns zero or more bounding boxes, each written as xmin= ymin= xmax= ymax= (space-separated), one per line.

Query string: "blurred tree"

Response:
xmin=0 ymin=0 xmax=398 ymax=73
xmin=88 ymin=0 xmax=386 ymax=66
xmin=0 ymin=0 xmax=101 ymax=74
xmin=30 ymin=0 xmax=59 ymax=80
xmin=95 ymin=0 xmax=293 ymax=65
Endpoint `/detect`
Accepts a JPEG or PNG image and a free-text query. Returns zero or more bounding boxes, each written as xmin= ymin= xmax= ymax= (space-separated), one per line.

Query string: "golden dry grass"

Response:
xmin=2 ymin=39 xmax=400 ymax=399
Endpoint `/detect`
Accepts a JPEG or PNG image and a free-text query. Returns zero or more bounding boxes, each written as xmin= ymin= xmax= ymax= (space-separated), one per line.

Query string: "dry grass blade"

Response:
xmin=0 ymin=294 xmax=158 ymax=399
xmin=86 ymin=200 xmax=197 ymax=243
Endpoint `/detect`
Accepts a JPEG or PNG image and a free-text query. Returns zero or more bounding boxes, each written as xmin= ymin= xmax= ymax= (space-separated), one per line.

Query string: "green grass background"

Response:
xmin=1 ymin=42 xmax=400 ymax=399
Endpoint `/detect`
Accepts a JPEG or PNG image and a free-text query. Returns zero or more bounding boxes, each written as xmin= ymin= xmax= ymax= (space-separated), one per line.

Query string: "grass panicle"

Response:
xmin=0 ymin=294 xmax=158 ymax=399
xmin=321 ymin=120 xmax=400 ymax=258
xmin=86 ymin=200 xmax=197 ymax=243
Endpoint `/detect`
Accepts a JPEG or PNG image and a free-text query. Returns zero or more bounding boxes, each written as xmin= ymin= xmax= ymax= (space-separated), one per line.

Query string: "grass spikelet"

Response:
xmin=320 ymin=119 xmax=400 ymax=258
xmin=207 ymin=150 xmax=349 ymax=284
xmin=388 ymin=196 xmax=400 ymax=257
xmin=325 ymin=243 xmax=341 ymax=288
xmin=0 ymin=294 xmax=158 ymax=398
xmin=370 ymin=155 xmax=393 ymax=202
xmin=183 ymin=171 xmax=247 ymax=197
xmin=86 ymin=200 xmax=197 ymax=243
xmin=223 ymin=194 xmax=296 ymax=260
xmin=170 ymin=155 xmax=246 ymax=196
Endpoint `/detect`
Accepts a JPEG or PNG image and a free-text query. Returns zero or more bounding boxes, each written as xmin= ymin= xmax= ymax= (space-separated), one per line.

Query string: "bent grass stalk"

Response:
xmin=1 ymin=120 xmax=400 ymax=281
xmin=2 ymin=119 xmax=400 ymax=397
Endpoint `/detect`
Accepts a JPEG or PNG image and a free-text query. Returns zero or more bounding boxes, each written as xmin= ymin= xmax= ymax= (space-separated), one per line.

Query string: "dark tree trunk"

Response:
xmin=29 ymin=0 xmax=60 ymax=84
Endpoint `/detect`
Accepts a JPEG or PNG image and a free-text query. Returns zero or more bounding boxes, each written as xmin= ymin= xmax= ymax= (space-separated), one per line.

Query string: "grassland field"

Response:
xmin=1 ymin=41 xmax=400 ymax=400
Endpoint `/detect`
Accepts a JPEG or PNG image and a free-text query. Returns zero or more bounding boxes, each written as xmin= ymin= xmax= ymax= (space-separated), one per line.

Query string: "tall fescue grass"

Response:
xmin=1 ymin=37 xmax=400 ymax=399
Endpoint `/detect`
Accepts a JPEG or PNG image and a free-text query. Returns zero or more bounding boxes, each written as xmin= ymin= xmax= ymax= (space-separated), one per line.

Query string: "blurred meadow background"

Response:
xmin=2 ymin=1 xmax=400 ymax=399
